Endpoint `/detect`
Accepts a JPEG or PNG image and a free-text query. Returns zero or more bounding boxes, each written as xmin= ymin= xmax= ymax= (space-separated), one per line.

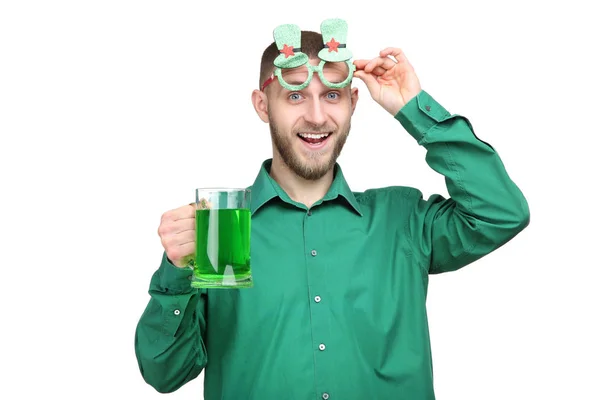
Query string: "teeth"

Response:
xmin=298 ymin=133 xmax=330 ymax=139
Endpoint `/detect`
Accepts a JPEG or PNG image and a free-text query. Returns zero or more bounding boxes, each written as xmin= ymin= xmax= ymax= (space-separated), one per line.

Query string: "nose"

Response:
xmin=304 ymin=96 xmax=328 ymax=127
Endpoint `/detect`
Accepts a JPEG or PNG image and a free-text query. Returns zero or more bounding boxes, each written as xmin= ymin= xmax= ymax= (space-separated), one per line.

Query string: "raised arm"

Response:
xmin=354 ymin=47 xmax=529 ymax=273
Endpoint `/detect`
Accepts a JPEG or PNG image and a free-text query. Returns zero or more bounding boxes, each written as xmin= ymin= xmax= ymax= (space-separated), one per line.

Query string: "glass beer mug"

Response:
xmin=187 ymin=188 xmax=253 ymax=289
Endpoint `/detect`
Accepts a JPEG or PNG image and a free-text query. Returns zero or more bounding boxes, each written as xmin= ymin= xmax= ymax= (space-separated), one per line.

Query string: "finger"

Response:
xmin=158 ymin=211 xmax=195 ymax=237
xmin=175 ymin=229 xmax=196 ymax=246
xmin=364 ymin=57 xmax=396 ymax=74
xmin=163 ymin=229 xmax=196 ymax=249
xmin=356 ymin=60 xmax=387 ymax=76
xmin=371 ymin=66 xmax=387 ymax=76
xmin=353 ymin=69 xmax=378 ymax=84
xmin=168 ymin=242 xmax=196 ymax=267
xmin=162 ymin=204 xmax=195 ymax=222
xmin=196 ymin=198 xmax=213 ymax=210
xmin=158 ymin=219 xmax=195 ymax=242
xmin=177 ymin=242 xmax=195 ymax=258
xmin=380 ymin=47 xmax=414 ymax=70
xmin=353 ymin=70 xmax=380 ymax=97
xmin=379 ymin=47 xmax=406 ymax=62
xmin=353 ymin=59 xmax=370 ymax=70
xmin=169 ymin=218 xmax=196 ymax=235
xmin=178 ymin=218 xmax=196 ymax=233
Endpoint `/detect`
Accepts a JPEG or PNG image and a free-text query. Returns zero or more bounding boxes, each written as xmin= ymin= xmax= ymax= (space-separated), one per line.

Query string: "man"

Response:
xmin=135 ymin=20 xmax=530 ymax=400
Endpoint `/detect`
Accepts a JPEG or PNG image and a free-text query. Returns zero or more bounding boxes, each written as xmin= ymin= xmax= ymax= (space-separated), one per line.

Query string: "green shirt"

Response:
xmin=134 ymin=90 xmax=530 ymax=400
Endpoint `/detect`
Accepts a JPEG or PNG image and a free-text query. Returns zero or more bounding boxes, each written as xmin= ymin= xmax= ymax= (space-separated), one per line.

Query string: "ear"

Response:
xmin=350 ymin=87 xmax=359 ymax=115
xmin=251 ymin=89 xmax=269 ymax=123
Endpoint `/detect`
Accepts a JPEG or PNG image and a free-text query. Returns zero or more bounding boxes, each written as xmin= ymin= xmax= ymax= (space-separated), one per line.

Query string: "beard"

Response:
xmin=268 ymin=114 xmax=350 ymax=181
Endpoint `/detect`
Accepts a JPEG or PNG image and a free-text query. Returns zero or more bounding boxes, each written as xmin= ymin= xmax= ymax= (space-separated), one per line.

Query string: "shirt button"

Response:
xmin=314 ymin=296 xmax=321 ymax=303
xmin=322 ymin=393 xmax=330 ymax=400
xmin=311 ymin=250 xmax=317 ymax=256
xmin=319 ymin=343 xmax=326 ymax=351
xmin=307 ymin=210 xmax=312 ymax=216
xmin=425 ymin=105 xmax=431 ymax=111
xmin=174 ymin=309 xmax=180 ymax=316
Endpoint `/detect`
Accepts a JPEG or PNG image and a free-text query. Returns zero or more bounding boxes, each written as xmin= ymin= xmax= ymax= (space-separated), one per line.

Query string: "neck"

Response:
xmin=269 ymin=156 xmax=334 ymax=208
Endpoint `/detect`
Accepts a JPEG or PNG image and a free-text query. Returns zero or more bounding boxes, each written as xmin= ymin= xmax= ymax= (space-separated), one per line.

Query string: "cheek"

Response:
xmin=269 ymin=109 xmax=295 ymax=133
xmin=271 ymin=105 xmax=302 ymax=130
xmin=327 ymin=105 xmax=352 ymax=125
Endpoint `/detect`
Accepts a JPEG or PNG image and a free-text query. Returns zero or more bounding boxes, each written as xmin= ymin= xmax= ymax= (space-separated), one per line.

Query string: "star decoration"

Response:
xmin=280 ymin=44 xmax=295 ymax=58
xmin=326 ymin=38 xmax=340 ymax=52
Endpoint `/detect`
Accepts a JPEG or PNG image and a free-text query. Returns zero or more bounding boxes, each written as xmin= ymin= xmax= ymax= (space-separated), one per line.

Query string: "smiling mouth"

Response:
xmin=297 ymin=132 xmax=332 ymax=145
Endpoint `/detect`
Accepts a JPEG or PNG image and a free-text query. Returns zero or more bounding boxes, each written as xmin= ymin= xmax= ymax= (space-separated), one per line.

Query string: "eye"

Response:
xmin=288 ymin=92 xmax=303 ymax=101
xmin=326 ymin=92 xmax=340 ymax=100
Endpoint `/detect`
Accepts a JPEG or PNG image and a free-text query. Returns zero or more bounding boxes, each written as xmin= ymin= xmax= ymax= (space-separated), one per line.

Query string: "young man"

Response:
xmin=135 ymin=23 xmax=530 ymax=400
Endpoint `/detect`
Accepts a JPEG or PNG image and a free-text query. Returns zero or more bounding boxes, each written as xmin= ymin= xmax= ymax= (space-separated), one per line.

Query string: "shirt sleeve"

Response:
xmin=134 ymin=252 xmax=208 ymax=392
xmin=395 ymin=90 xmax=530 ymax=274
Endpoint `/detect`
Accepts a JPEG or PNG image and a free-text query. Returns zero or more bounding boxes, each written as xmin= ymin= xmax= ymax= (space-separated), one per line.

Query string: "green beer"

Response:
xmin=191 ymin=208 xmax=252 ymax=288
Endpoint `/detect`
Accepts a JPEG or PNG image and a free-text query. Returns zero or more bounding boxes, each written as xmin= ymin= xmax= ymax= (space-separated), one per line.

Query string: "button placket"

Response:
xmin=304 ymin=207 xmax=330 ymax=399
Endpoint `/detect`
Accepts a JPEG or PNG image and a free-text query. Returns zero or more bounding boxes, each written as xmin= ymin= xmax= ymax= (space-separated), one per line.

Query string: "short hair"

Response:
xmin=258 ymin=30 xmax=324 ymax=90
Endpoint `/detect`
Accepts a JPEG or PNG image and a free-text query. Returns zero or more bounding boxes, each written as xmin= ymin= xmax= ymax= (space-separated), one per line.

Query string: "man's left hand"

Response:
xmin=353 ymin=47 xmax=422 ymax=116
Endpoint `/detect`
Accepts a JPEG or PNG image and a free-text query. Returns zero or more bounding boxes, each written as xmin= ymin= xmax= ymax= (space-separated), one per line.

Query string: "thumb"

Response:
xmin=353 ymin=70 xmax=380 ymax=99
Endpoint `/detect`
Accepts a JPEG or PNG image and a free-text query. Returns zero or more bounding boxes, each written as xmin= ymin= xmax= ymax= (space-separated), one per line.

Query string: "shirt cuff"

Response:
xmin=394 ymin=90 xmax=453 ymax=144
xmin=158 ymin=252 xmax=195 ymax=294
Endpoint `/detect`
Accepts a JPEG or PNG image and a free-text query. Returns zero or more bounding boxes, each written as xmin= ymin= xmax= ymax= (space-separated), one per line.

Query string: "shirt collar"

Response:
xmin=249 ymin=159 xmax=363 ymax=217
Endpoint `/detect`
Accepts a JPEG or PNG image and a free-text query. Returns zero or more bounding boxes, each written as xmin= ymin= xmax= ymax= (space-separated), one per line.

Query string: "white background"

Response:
xmin=1 ymin=0 xmax=599 ymax=399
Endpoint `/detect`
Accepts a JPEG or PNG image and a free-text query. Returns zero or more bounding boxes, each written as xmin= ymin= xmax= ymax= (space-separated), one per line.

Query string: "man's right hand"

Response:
xmin=158 ymin=204 xmax=196 ymax=268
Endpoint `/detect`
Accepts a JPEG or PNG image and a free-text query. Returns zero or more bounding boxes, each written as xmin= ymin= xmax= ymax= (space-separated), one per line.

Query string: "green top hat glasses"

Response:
xmin=262 ymin=18 xmax=356 ymax=92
